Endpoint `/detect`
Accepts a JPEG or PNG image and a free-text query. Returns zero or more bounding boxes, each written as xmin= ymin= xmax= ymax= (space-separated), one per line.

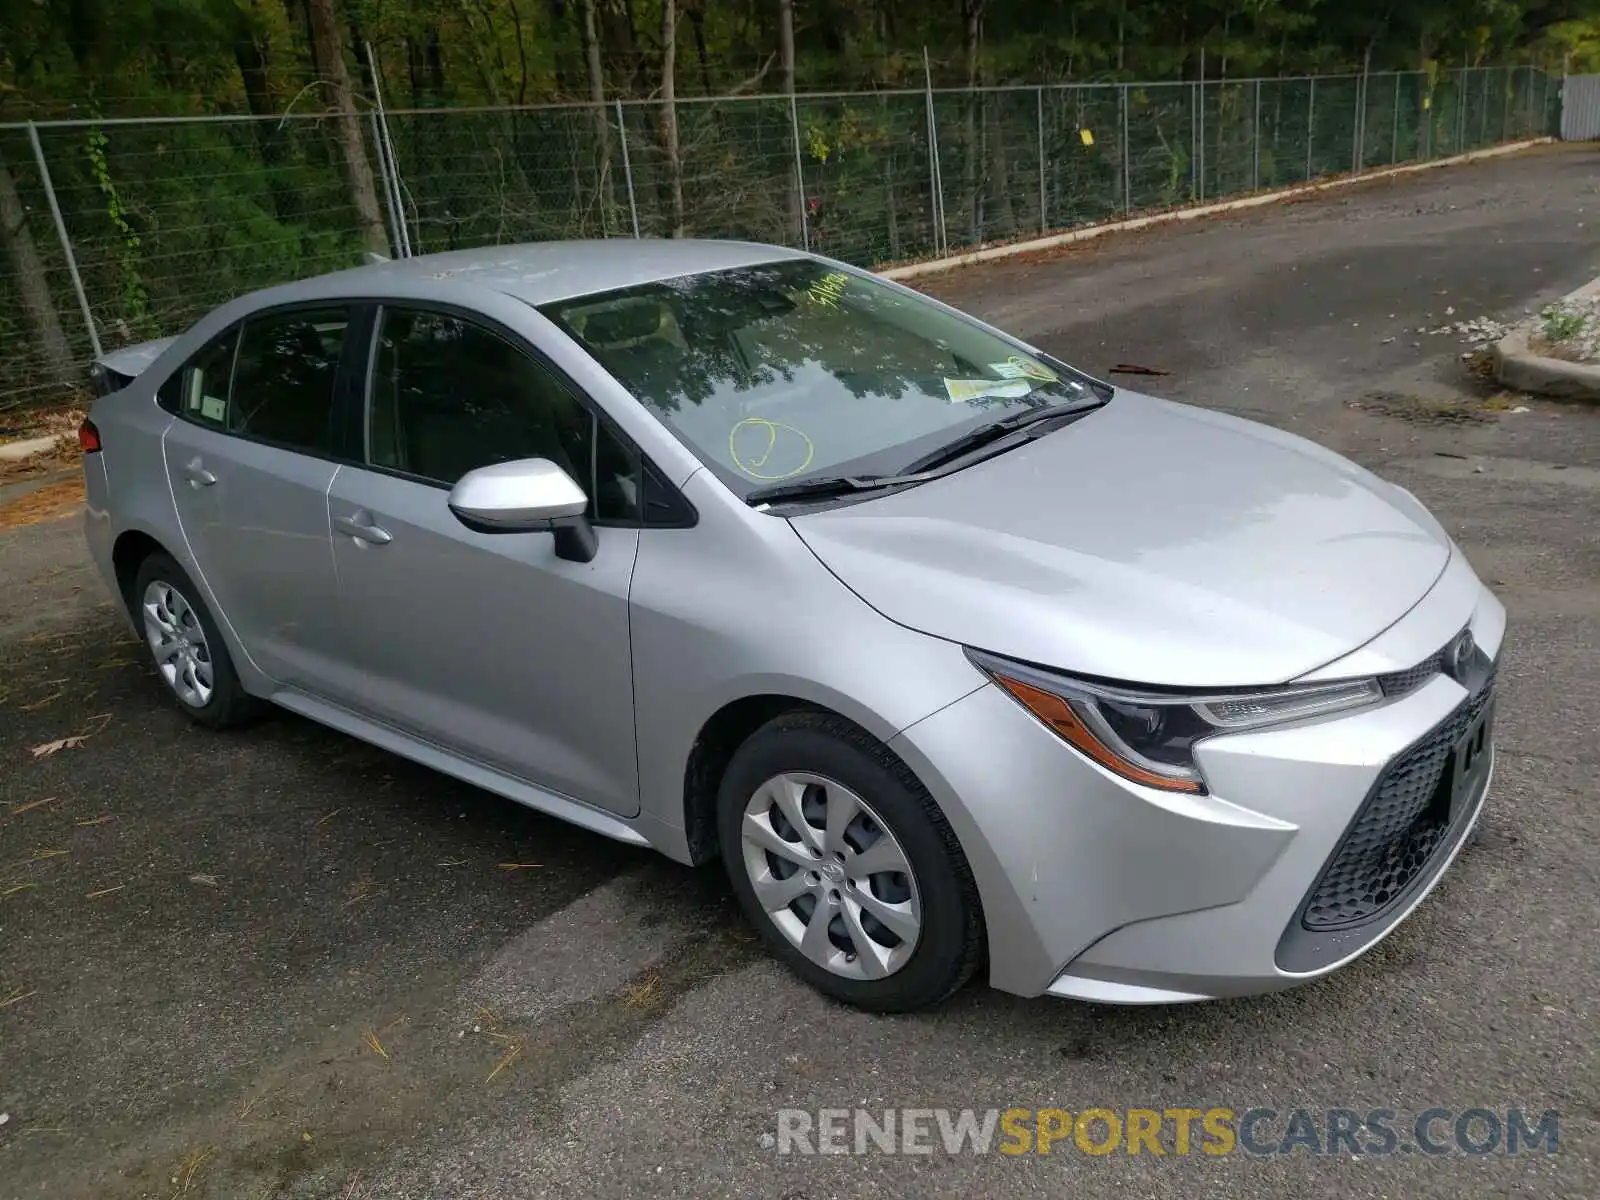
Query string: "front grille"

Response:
xmin=1301 ymin=672 xmax=1494 ymax=931
xmin=1377 ymin=647 xmax=1446 ymax=698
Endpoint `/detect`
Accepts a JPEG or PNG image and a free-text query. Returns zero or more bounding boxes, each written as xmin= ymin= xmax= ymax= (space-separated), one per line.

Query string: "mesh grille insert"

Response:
xmin=1301 ymin=672 xmax=1494 ymax=931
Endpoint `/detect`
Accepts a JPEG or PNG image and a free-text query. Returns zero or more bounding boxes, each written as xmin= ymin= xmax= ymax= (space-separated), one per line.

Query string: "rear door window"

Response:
xmin=228 ymin=308 xmax=352 ymax=454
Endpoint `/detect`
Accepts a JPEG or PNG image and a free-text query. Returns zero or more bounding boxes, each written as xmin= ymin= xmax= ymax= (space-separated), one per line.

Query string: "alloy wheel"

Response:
xmin=739 ymin=772 xmax=922 ymax=980
xmin=142 ymin=580 xmax=214 ymax=708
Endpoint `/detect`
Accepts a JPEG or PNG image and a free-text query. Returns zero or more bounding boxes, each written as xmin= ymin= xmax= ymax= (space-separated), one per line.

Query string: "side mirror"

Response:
xmin=448 ymin=458 xmax=598 ymax=562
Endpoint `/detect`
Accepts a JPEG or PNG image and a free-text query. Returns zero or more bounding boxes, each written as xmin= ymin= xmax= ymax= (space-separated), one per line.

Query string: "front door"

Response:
xmin=160 ymin=305 xmax=357 ymax=698
xmin=328 ymin=305 xmax=643 ymax=817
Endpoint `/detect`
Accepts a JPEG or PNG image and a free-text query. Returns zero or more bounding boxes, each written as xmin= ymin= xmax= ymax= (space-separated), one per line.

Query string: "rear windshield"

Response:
xmin=542 ymin=260 xmax=1100 ymax=494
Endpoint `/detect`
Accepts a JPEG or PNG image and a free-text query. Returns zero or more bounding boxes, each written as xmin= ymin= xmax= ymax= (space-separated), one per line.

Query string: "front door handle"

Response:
xmin=183 ymin=458 xmax=216 ymax=488
xmin=333 ymin=511 xmax=393 ymax=546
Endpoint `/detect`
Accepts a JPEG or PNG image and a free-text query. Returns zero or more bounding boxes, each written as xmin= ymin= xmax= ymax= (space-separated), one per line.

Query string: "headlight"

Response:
xmin=966 ymin=649 xmax=1383 ymax=794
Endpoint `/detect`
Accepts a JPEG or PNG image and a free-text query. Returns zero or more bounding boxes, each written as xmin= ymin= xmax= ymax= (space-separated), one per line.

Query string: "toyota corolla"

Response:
xmin=80 ymin=239 xmax=1501 ymax=1012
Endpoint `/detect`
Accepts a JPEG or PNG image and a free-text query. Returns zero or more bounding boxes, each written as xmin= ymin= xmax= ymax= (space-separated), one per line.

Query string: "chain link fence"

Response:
xmin=0 ymin=65 xmax=1560 ymax=416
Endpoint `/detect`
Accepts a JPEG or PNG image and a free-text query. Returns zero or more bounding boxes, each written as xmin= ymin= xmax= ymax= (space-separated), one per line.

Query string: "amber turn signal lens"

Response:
xmin=991 ymin=673 xmax=1204 ymax=794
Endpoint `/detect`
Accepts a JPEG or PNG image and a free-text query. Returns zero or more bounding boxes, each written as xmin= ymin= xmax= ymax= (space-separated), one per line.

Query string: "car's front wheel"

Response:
xmin=717 ymin=711 xmax=983 ymax=1012
xmin=132 ymin=552 xmax=258 ymax=729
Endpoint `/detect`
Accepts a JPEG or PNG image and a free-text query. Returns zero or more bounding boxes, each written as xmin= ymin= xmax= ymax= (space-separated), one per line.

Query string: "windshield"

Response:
xmin=542 ymin=259 xmax=1104 ymax=496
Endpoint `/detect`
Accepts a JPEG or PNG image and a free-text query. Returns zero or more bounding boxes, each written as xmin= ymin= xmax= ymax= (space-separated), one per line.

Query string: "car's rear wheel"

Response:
xmin=132 ymin=553 xmax=257 ymax=729
xmin=717 ymin=711 xmax=982 ymax=1012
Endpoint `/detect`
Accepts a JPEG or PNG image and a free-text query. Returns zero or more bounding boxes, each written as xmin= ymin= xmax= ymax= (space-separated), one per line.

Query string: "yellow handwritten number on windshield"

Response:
xmin=729 ymin=418 xmax=815 ymax=481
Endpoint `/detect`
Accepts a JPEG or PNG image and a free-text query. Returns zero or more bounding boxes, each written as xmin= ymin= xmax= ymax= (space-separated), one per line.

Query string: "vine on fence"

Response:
xmin=85 ymin=115 xmax=152 ymax=334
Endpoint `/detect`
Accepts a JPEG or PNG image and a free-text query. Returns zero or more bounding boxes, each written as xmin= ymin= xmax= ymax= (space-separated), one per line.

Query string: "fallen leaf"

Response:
xmin=497 ymin=862 xmax=543 ymax=871
xmin=29 ymin=736 xmax=87 ymax=758
xmin=85 ymin=884 xmax=124 ymax=899
xmin=187 ymin=874 xmax=219 ymax=887
xmin=485 ymin=1041 xmax=524 ymax=1083
xmin=7 ymin=796 xmax=57 ymax=817
xmin=74 ymin=814 xmax=114 ymax=827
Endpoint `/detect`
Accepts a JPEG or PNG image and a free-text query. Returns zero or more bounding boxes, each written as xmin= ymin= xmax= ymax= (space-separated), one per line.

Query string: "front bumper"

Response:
xmin=888 ymin=572 xmax=1505 ymax=1002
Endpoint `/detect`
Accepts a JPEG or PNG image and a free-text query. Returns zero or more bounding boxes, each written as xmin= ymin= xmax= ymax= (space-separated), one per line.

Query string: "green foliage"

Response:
xmin=84 ymin=121 xmax=151 ymax=331
xmin=1542 ymin=306 xmax=1587 ymax=343
xmin=0 ymin=0 xmax=1590 ymax=410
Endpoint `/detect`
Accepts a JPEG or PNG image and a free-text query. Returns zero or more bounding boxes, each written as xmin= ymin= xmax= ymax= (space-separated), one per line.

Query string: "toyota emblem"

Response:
xmin=1447 ymin=630 xmax=1476 ymax=681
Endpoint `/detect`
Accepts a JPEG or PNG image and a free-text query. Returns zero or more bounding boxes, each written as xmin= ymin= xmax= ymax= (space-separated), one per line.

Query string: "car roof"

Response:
xmin=256 ymin=238 xmax=810 ymax=310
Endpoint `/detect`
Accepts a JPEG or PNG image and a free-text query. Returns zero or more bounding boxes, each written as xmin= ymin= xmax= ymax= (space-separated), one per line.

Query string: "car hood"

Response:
xmin=790 ymin=391 xmax=1451 ymax=687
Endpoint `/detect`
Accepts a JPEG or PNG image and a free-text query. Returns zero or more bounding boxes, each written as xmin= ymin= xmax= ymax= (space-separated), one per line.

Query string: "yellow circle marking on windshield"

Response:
xmin=729 ymin=418 xmax=815 ymax=481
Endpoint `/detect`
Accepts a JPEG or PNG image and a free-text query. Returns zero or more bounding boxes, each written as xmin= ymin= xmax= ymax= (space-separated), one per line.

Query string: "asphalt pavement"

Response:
xmin=1 ymin=142 xmax=1596 ymax=1199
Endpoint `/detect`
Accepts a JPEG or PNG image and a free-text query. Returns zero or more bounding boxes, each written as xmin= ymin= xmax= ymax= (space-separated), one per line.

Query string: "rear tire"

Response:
xmin=132 ymin=552 xmax=258 ymax=729
xmin=717 ymin=711 xmax=983 ymax=1012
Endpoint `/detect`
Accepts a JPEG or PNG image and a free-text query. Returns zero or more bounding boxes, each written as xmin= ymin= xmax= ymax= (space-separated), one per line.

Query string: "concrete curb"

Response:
xmin=1492 ymin=274 xmax=1600 ymax=402
xmin=879 ymin=137 xmax=1557 ymax=283
xmin=0 ymin=434 xmax=67 ymax=463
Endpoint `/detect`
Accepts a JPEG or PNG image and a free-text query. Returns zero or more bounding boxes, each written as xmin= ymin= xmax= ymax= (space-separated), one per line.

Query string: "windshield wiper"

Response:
xmin=745 ymin=398 xmax=1106 ymax=507
xmin=746 ymin=473 xmax=916 ymax=506
xmin=901 ymin=398 xmax=1102 ymax=475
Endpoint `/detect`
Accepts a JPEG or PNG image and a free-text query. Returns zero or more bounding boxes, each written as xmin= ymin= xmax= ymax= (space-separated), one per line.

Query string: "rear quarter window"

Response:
xmin=158 ymin=328 xmax=239 ymax=423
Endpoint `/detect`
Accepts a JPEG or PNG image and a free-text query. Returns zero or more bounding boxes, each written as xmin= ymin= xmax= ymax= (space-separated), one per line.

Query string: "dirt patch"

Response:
xmin=1350 ymin=390 xmax=1501 ymax=426
xmin=0 ymin=405 xmax=86 ymax=447
xmin=0 ymin=477 xmax=86 ymax=530
xmin=0 ymin=436 xmax=80 ymax=484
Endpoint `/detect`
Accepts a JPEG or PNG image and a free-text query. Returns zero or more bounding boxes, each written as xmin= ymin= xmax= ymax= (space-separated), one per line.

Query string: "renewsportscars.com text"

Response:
xmin=773 ymin=1106 xmax=1560 ymax=1157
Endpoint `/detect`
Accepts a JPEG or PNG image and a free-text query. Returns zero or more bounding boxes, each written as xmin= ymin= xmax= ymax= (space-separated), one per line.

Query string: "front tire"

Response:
xmin=717 ymin=711 xmax=983 ymax=1012
xmin=132 ymin=552 xmax=258 ymax=729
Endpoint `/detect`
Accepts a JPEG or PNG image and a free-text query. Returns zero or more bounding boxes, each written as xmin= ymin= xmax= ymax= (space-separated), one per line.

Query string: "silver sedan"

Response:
xmin=80 ymin=239 xmax=1502 ymax=1011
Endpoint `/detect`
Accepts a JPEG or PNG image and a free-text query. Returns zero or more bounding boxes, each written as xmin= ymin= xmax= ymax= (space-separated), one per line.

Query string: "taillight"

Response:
xmin=79 ymin=419 xmax=102 ymax=453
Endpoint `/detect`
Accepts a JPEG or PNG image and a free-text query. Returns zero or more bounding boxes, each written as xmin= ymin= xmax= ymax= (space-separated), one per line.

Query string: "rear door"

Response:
xmin=326 ymin=304 xmax=643 ymax=815
xmin=160 ymin=304 xmax=363 ymax=698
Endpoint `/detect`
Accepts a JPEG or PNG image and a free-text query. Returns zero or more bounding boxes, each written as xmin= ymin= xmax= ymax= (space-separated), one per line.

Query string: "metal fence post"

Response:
xmin=1457 ymin=68 xmax=1467 ymax=151
xmin=1195 ymin=79 xmax=1204 ymax=201
xmin=615 ymin=100 xmax=640 ymax=239
xmin=1526 ymin=63 xmax=1537 ymax=136
xmin=365 ymin=41 xmax=411 ymax=257
xmin=26 ymin=121 xmax=101 ymax=359
xmin=1353 ymin=69 xmax=1367 ymax=172
xmin=923 ymin=49 xmax=946 ymax=256
xmin=1036 ymin=86 xmax=1047 ymax=234
xmin=1306 ymin=77 xmax=1316 ymax=179
xmin=1253 ymin=78 xmax=1262 ymax=189
xmin=924 ymin=88 xmax=942 ymax=255
xmin=1392 ymin=73 xmax=1402 ymax=163
xmin=788 ymin=92 xmax=810 ymax=252
xmin=368 ymin=113 xmax=407 ymax=259
xmin=1479 ymin=67 xmax=1489 ymax=145
xmin=1425 ymin=79 xmax=1434 ymax=158
xmin=1121 ymin=83 xmax=1132 ymax=214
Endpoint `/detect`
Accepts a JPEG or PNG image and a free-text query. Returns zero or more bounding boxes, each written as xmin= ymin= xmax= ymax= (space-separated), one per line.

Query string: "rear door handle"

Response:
xmin=182 ymin=458 xmax=216 ymax=488
xmin=333 ymin=511 xmax=393 ymax=546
